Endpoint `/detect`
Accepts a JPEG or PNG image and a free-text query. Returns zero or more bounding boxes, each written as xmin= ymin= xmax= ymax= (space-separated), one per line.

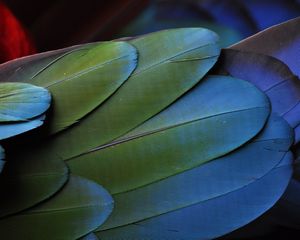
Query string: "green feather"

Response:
xmin=97 ymin=113 xmax=292 ymax=230
xmin=0 ymin=175 xmax=113 ymax=240
xmin=0 ymin=147 xmax=68 ymax=217
xmin=0 ymin=45 xmax=81 ymax=82
xmin=0 ymin=26 xmax=286 ymax=238
xmin=68 ymin=75 xmax=270 ymax=194
xmin=23 ymin=28 xmax=220 ymax=162
xmin=0 ymin=42 xmax=136 ymax=134
xmin=25 ymin=42 xmax=137 ymax=134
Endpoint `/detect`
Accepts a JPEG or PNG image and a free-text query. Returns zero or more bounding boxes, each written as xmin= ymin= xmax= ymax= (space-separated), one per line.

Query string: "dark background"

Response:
xmin=2 ymin=0 xmax=149 ymax=51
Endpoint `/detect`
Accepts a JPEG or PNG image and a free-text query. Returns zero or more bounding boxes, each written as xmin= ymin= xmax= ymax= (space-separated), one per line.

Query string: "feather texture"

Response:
xmin=26 ymin=41 xmax=137 ymax=134
xmin=0 ymin=145 xmax=68 ymax=217
xmin=68 ymin=75 xmax=270 ymax=194
xmin=0 ymin=175 xmax=113 ymax=240
xmin=97 ymin=113 xmax=293 ymax=231
xmin=0 ymin=81 xmax=50 ymax=176
xmin=231 ymin=17 xmax=300 ymax=79
xmin=0 ymin=82 xmax=50 ymax=140
xmin=0 ymin=24 xmax=297 ymax=239
xmin=230 ymin=17 xmax=300 ymax=144
xmin=9 ymin=28 xmax=220 ymax=163
xmin=214 ymin=49 xmax=300 ymax=130
xmin=97 ymin=152 xmax=293 ymax=240
xmin=0 ymin=83 xmax=50 ymax=122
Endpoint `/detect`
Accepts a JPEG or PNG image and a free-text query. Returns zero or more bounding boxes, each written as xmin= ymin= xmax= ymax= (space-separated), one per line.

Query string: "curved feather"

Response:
xmin=0 ymin=82 xmax=50 ymax=176
xmin=0 ymin=115 xmax=47 ymax=140
xmin=231 ymin=17 xmax=300 ymax=78
xmin=214 ymin=49 xmax=300 ymax=129
xmin=96 ymin=152 xmax=293 ymax=240
xmin=0 ymin=175 xmax=114 ymax=240
xmin=0 ymin=147 xmax=68 ymax=217
xmin=25 ymin=41 xmax=137 ymax=134
xmin=16 ymin=28 xmax=220 ymax=162
xmin=97 ymin=114 xmax=293 ymax=230
xmin=68 ymin=75 xmax=270 ymax=194
xmin=0 ymin=82 xmax=51 ymax=140
xmin=0 ymin=82 xmax=50 ymax=122
xmin=0 ymin=44 xmax=83 ymax=83
xmin=229 ymin=17 xmax=300 ymax=145
xmin=0 ymin=42 xmax=137 ymax=134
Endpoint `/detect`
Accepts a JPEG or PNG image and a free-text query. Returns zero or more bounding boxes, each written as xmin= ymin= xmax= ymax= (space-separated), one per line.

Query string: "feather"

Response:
xmin=27 ymin=41 xmax=137 ymax=134
xmin=0 ymin=82 xmax=51 ymax=140
xmin=68 ymin=75 xmax=270 ymax=194
xmin=0 ymin=82 xmax=50 ymax=175
xmin=0 ymin=45 xmax=80 ymax=83
xmin=9 ymin=28 xmax=220 ymax=162
xmin=0 ymin=83 xmax=50 ymax=122
xmin=0 ymin=24 xmax=297 ymax=239
xmin=228 ymin=16 xmax=300 ymax=232
xmin=0 ymin=175 xmax=113 ymax=240
xmin=230 ymin=18 xmax=300 ymax=143
xmin=0 ymin=115 xmax=46 ymax=140
xmin=0 ymin=145 xmax=68 ymax=217
xmin=96 ymin=152 xmax=293 ymax=240
xmin=96 ymin=113 xmax=293 ymax=231
xmin=0 ymin=28 xmax=222 ymax=234
xmin=0 ymin=42 xmax=137 ymax=134
xmin=231 ymin=17 xmax=300 ymax=78
xmin=214 ymin=49 xmax=300 ymax=130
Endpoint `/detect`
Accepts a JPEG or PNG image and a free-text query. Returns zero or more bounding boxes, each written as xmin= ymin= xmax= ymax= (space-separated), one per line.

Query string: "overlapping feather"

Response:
xmin=228 ymin=18 xmax=300 ymax=232
xmin=0 ymin=82 xmax=51 ymax=174
xmin=0 ymin=23 xmax=298 ymax=239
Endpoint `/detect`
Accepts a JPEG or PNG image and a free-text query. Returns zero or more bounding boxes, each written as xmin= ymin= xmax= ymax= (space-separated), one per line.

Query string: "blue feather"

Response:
xmin=97 ymin=151 xmax=293 ymax=240
xmin=0 ymin=115 xmax=46 ymax=140
xmin=98 ymin=114 xmax=293 ymax=231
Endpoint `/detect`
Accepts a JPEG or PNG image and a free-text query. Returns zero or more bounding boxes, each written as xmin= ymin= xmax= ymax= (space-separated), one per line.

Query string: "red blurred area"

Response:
xmin=0 ymin=2 xmax=35 ymax=63
xmin=3 ymin=0 xmax=150 ymax=51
